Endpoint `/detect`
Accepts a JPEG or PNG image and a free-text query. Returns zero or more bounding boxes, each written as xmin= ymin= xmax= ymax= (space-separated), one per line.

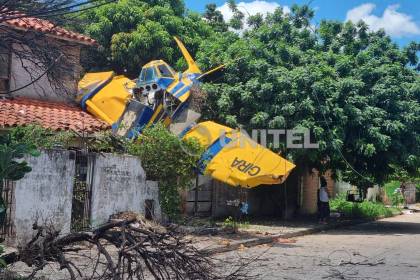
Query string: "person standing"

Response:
xmin=400 ymin=181 xmax=407 ymax=209
xmin=318 ymin=176 xmax=330 ymax=224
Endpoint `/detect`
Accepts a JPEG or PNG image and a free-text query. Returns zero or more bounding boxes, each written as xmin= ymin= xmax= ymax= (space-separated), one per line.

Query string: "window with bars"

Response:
xmin=0 ymin=46 xmax=11 ymax=94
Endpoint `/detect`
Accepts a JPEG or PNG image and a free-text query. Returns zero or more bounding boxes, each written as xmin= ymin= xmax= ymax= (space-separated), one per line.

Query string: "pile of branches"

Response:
xmin=6 ymin=218 xmax=251 ymax=280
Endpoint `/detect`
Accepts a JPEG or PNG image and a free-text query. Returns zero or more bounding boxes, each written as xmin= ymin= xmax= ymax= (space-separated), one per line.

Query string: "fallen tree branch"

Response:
xmin=5 ymin=218 xmax=253 ymax=280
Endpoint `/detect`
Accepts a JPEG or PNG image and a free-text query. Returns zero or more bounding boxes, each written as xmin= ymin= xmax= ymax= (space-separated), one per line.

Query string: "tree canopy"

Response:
xmin=78 ymin=0 xmax=212 ymax=77
xmin=74 ymin=1 xmax=419 ymax=188
xmin=196 ymin=4 xmax=419 ymax=187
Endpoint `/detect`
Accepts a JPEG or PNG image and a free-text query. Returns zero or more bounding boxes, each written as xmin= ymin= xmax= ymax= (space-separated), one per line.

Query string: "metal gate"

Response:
xmin=186 ymin=176 xmax=213 ymax=217
xmin=70 ymin=151 xmax=95 ymax=231
xmin=0 ymin=180 xmax=16 ymax=240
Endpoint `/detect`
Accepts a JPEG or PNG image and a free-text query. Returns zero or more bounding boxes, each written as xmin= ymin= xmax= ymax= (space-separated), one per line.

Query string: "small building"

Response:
xmin=0 ymin=12 xmax=107 ymax=134
xmin=0 ymin=11 xmax=96 ymax=102
xmin=0 ymin=13 xmax=158 ymax=244
xmin=185 ymin=168 xmax=337 ymax=219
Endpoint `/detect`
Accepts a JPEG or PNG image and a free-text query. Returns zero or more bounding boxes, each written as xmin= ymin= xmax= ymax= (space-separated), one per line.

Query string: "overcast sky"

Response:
xmin=185 ymin=0 xmax=420 ymax=46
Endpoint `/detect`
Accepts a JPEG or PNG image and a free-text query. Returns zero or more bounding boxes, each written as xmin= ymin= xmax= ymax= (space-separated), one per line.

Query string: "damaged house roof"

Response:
xmin=0 ymin=98 xmax=109 ymax=133
xmin=0 ymin=10 xmax=97 ymax=45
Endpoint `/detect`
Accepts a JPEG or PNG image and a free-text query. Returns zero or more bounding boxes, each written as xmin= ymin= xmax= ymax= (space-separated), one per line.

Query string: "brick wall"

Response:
xmin=300 ymin=168 xmax=335 ymax=215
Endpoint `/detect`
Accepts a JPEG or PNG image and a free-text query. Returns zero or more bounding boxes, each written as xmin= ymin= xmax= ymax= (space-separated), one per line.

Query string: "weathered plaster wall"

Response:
xmin=90 ymin=154 xmax=161 ymax=227
xmin=404 ymin=183 xmax=417 ymax=204
xmin=9 ymin=40 xmax=81 ymax=102
xmin=13 ymin=150 xmax=75 ymax=244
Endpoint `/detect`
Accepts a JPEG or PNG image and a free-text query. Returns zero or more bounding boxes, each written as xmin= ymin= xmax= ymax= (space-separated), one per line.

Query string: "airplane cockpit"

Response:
xmin=134 ymin=60 xmax=176 ymax=109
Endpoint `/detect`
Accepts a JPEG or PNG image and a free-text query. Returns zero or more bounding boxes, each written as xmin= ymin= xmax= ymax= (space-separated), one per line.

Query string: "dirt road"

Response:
xmin=221 ymin=212 xmax=420 ymax=280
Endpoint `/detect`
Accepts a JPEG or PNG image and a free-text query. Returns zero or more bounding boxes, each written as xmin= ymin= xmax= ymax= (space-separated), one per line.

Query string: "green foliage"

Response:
xmin=0 ymin=130 xmax=40 ymax=219
xmin=127 ymin=123 xmax=203 ymax=220
xmin=384 ymin=179 xmax=420 ymax=204
xmin=390 ymin=191 xmax=404 ymax=208
xmin=221 ymin=216 xmax=249 ymax=232
xmin=71 ymin=0 xmax=419 ymax=192
xmin=75 ymin=0 xmax=213 ymax=77
xmin=222 ymin=216 xmax=237 ymax=232
xmin=384 ymin=180 xmax=400 ymax=198
xmin=0 ymin=134 xmax=38 ymax=182
xmin=204 ymin=3 xmax=228 ymax=32
xmin=88 ymin=130 xmax=128 ymax=153
xmin=330 ymin=196 xmax=400 ymax=219
xmin=196 ymin=2 xmax=420 ymax=189
xmin=9 ymin=125 xmax=75 ymax=150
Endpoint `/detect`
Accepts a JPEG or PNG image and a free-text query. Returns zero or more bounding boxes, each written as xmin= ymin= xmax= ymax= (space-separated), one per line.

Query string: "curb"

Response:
xmin=201 ymin=215 xmax=398 ymax=255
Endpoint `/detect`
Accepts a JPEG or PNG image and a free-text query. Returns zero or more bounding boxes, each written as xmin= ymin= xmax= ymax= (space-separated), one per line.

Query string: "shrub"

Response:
xmin=330 ymin=196 xmax=399 ymax=219
xmin=390 ymin=190 xmax=404 ymax=208
xmin=384 ymin=181 xmax=400 ymax=200
xmin=9 ymin=124 xmax=75 ymax=149
xmin=127 ymin=123 xmax=203 ymax=221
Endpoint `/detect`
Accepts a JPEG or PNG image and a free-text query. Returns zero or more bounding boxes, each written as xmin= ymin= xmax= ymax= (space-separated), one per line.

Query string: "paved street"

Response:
xmin=221 ymin=212 xmax=420 ymax=280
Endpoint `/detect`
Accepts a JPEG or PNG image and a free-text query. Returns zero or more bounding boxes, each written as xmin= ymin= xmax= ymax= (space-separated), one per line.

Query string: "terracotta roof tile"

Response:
xmin=0 ymin=98 xmax=109 ymax=133
xmin=0 ymin=10 xmax=97 ymax=46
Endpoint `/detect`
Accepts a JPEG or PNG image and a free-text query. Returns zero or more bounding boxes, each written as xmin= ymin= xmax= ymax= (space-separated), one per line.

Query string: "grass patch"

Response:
xmin=330 ymin=196 xmax=401 ymax=219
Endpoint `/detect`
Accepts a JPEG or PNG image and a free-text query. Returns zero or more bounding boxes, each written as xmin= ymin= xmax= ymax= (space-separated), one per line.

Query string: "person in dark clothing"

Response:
xmin=318 ymin=176 xmax=330 ymax=224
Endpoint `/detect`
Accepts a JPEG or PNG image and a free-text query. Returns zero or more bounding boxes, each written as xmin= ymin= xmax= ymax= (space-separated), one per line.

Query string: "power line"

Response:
xmin=38 ymin=0 xmax=116 ymax=18
xmin=311 ymin=89 xmax=374 ymax=183
xmin=0 ymin=0 xmax=116 ymax=22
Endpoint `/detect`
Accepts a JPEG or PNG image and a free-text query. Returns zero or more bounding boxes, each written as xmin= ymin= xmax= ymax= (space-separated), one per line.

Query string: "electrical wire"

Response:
xmin=0 ymin=0 xmax=116 ymax=21
xmin=311 ymin=88 xmax=374 ymax=183
xmin=35 ymin=0 xmax=116 ymax=18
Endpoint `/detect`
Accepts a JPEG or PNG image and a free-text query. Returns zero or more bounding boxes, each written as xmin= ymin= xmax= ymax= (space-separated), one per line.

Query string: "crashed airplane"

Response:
xmin=77 ymin=37 xmax=295 ymax=188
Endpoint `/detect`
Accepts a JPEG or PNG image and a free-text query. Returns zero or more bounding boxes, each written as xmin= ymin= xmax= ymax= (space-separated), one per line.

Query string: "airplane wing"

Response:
xmin=78 ymin=72 xmax=133 ymax=125
xmin=182 ymin=121 xmax=296 ymax=188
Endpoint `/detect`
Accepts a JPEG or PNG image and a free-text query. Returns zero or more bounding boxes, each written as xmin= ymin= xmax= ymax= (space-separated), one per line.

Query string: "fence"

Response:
xmin=1 ymin=150 xmax=160 ymax=244
xmin=70 ymin=151 xmax=95 ymax=231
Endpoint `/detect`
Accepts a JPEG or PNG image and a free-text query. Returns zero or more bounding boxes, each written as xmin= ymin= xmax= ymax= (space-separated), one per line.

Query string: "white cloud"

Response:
xmin=217 ymin=1 xmax=290 ymax=27
xmin=346 ymin=3 xmax=420 ymax=38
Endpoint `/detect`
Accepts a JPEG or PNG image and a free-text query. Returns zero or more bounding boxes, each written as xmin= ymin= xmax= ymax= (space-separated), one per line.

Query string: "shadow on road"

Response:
xmin=326 ymin=220 xmax=420 ymax=235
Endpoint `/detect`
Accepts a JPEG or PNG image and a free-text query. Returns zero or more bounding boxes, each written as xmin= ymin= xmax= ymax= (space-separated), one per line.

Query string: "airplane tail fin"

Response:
xmin=197 ymin=64 xmax=225 ymax=80
xmin=174 ymin=36 xmax=202 ymax=75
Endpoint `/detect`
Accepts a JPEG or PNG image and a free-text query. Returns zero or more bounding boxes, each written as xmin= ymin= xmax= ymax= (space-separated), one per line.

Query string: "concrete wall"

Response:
xmin=211 ymin=180 xmax=243 ymax=218
xmin=8 ymin=150 xmax=161 ymax=244
xmin=13 ymin=150 xmax=75 ymax=244
xmin=89 ymin=153 xmax=161 ymax=227
xmin=404 ymin=183 xmax=417 ymax=204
